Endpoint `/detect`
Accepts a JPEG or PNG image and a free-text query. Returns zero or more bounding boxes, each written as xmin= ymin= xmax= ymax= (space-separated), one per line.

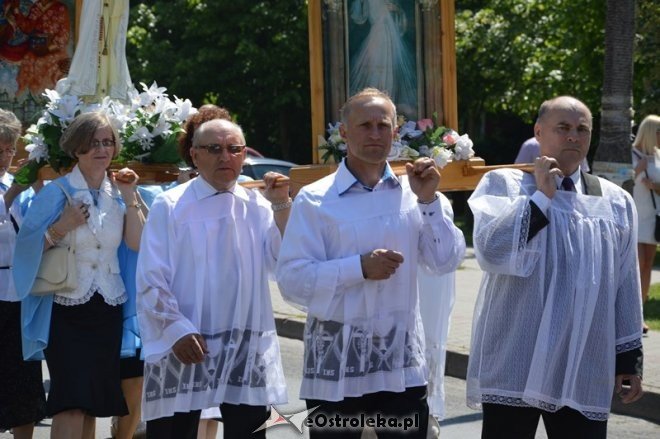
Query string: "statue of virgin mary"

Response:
xmin=56 ymin=0 xmax=132 ymax=102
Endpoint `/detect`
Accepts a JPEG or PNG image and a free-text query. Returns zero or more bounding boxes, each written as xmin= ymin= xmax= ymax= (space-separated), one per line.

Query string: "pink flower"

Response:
xmin=417 ymin=118 xmax=434 ymax=131
xmin=442 ymin=129 xmax=460 ymax=145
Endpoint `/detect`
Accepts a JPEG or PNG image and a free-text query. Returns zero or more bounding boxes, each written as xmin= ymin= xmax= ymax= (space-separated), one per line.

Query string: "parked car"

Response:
xmin=245 ymin=146 xmax=264 ymax=158
xmin=241 ymin=157 xmax=297 ymax=180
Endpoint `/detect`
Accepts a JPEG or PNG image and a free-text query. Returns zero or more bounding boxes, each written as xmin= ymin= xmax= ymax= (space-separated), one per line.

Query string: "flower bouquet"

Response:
xmin=318 ymin=114 xmax=474 ymax=168
xmin=15 ymin=82 xmax=196 ymax=185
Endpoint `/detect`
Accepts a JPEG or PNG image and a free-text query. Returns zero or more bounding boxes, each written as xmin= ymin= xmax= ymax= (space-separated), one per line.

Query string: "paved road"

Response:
xmin=5 ymin=336 xmax=658 ymax=439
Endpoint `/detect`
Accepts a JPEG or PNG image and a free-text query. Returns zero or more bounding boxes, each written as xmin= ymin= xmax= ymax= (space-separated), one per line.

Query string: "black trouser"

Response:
xmin=146 ymin=404 xmax=269 ymax=439
xmin=482 ymin=403 xmax=608 ymax=439
xmin=146 ymin=410 xmax=201 ymax=439
xmin=305 ymin=386 xmax=429 ymax=439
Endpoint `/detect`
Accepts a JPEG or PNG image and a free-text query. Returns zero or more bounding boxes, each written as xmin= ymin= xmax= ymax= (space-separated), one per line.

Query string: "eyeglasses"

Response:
xmin=90 ymin=139 xmax=116 ymax=149
xmin=0 ymin=148 xmax=16 ymax=156
xmin=195 ymin=144 xmax=246 ymax=155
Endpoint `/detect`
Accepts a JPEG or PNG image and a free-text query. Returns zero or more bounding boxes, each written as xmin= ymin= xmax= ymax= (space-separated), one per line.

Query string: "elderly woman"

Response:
xmin=632 ymin=114 xmax=660 ymax=334
xmin=0 ymin=109 xmax=46 ymax=438
xmin=13 ymin=111 xmax=145 ymax=439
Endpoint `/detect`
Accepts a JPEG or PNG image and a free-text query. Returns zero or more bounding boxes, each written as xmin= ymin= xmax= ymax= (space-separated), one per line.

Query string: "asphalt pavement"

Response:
xmin=270 ymin=246 xmax=660 ymax=426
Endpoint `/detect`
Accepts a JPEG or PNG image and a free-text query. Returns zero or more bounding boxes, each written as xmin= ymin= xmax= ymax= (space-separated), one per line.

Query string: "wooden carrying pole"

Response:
xmin=23 ymin=160 xmax=534 ymax=197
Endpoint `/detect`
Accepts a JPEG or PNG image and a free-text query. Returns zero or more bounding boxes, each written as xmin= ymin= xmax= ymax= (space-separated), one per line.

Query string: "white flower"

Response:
xmin=154 ymin=97 xmax=177 ymax=117
xmin=138 ymin=82 xmax=167 ymax=107
xmin=49 ymin=94 xmax=82 ymax=127
xmin=453 ymin=134 xmax=474 ymax=160
xmin=401 ymin=145 xmax=420 ymax=159
xmin=431 ymin=146 xmax=452 ymax=168
xmin=43 ymin=89 xmax=60 ymax=109
xmin=25 ymin=135 xmax=49 ymax=162
xmin=399 ymin=121 xmax=422 ymax=139
xmin=151 ymin=116 xmax=172 ymax=137
xmin=128 ymin=126 xmax=154 ymax=150
xmin=36 ymin=114 xmax=52 ymax=127
xmin=329 ymin=132 xmax=343 ymax=145
xmin=173 ymin=97 xmax=196 ymax=122
xmin=388 ymin=142 xmax=404 ymax=160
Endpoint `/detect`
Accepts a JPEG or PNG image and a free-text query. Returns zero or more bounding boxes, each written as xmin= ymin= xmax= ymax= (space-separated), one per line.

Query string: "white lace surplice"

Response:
xmin=276 ymin=164 xmax=466 ymax=402
xmin=467 ymin=169 xmax=643 ymax=421
xmin=136 ymin=178 xmax=286 ymax=421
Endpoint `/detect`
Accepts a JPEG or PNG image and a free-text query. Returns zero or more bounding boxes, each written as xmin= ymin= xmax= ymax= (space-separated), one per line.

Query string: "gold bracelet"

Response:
xmin=127 ymin=201 xmax=143 ymax=209
xmin=48 ymin=225 xmax=65 ymax=241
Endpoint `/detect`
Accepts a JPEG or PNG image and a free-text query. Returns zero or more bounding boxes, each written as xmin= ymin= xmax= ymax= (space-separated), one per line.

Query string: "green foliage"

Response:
xmin=456 ymin=0 xmax=606 ymax=125
xmin=646 ymin=283 xmax=660 ymax=331
xmin=126 ymin=1 xmax=311 ymax=164
xmin=634 ymin=0 xmax=660 ymax=118
xmin=455 ymin=0 xmax=658 ymax=163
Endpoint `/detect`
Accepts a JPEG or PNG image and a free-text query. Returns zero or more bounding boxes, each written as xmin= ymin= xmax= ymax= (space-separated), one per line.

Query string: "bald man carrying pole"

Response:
xmin=466 ymin=96 xmax=644 ymax=438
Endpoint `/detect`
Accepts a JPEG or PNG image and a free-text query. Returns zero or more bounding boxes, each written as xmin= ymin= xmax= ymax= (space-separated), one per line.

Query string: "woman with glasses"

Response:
xmin=13 ymin=111 xmax=146 ymax=439
xmin=0 ymin=108 xmax=46 ymax=439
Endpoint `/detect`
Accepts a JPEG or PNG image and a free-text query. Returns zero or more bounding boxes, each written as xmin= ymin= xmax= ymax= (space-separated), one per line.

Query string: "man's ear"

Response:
xmin=534 ymin=122 xmax=541 ymax=140
xmin=339 ymin=122 xmax=346 ymax=140
xmin=190 ymin=148 xmax=199 ymax=168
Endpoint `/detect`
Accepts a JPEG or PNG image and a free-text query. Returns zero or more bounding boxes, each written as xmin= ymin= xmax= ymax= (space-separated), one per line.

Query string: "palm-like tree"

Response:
xmin=594 ymin=0 xmax=636 ymax=165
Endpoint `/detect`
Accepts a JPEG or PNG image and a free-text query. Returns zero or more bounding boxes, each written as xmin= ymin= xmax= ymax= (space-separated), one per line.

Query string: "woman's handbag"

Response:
xmin=30 ymin=182 xmax=78 ymax=296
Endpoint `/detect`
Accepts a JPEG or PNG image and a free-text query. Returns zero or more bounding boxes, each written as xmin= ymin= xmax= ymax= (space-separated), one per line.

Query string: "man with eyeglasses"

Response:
xmin=466 ymin=96 xmax=644 ymax=438
xmin=136 ymin=118 xmax=290 ymax=438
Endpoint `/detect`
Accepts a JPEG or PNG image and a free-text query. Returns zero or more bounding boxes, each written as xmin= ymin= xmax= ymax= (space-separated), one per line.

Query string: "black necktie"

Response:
xmin=561 ymin=177 xmax=576 ymax=192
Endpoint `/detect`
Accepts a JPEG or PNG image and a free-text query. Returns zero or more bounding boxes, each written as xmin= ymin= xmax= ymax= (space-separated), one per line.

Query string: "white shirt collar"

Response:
xmin=68 ymin=164 xmax=114 ymax=195
xmin=335 ymin=159 xmax=400 ymax=195
xmin=554 ymin=168 xmax=583 ymax=194
xmin=192 ymin=175 xmax=250 ymax=202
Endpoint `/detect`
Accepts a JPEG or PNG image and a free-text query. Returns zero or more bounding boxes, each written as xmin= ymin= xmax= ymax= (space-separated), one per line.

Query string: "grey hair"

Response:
xmin=0 ymin=108 xmax=22 ymax=146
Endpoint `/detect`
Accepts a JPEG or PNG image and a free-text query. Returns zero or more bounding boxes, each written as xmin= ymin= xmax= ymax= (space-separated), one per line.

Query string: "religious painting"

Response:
xmin=346 ymin=0 xmax=421 ymax=120
xmin=0 ymin=0 xmax=77 ymax=122
xmin=308 ymin=0 xmax=457 ymax=163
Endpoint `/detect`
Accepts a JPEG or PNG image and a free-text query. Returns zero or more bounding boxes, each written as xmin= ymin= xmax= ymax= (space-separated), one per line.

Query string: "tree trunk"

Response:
xmin=594 ymin=0 xmax=635 ymax=163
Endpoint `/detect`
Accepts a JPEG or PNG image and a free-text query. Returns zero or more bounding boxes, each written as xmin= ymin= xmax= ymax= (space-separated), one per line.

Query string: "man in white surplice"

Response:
xmin=136 ymin=119 xmax=290 ymax=438
xmin=276 ymin=88 xmax=465 ymax=438
xmin=467 ymin=96 xmax=643 ymax=438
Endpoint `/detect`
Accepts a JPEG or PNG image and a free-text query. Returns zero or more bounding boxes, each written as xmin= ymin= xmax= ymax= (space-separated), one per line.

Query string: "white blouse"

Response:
xmin=466 ymin=169 xmax=643 ymax=421
xmin=136 ymin=177 xmax=286 ymax=421
xmin=0 ymin=173 xmax=21 ymax=302
xmin=53 ymin=166 xmax=126 ymax=306
xmin=276 ymin=161 xmax=466 ymax=401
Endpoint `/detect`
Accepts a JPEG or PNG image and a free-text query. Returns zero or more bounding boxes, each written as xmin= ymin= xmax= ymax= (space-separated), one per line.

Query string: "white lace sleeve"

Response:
xmin=615 ymin=193 xmax=644 ymax=350
xmin=468 ymin=170 xmax=543 ymax=277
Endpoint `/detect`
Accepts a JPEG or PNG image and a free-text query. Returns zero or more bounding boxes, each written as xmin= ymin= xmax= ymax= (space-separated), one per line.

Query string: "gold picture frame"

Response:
xmin=308 ymin=0 xmax=457 ymax=163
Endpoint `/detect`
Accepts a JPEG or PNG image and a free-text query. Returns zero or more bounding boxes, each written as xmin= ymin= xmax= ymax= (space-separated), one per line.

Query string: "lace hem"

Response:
xmin=616 ymin=337 xmax=642 ymax=353
xmin=482 ymin=394 xmax=531 ymax=408
xmin=481 ymin=394 xmax=609 ymax=421
xmin=54 ymin=290 xmax=127 ymax=307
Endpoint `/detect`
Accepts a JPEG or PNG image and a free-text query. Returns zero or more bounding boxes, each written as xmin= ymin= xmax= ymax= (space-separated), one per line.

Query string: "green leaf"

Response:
xmin=13 ymin=160 xmax=43 ymax=186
